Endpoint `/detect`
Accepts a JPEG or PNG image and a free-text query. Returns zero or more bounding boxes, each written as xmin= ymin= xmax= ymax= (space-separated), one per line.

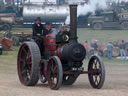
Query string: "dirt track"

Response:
xmin=0 ymin=58 xmax=128 ymax=96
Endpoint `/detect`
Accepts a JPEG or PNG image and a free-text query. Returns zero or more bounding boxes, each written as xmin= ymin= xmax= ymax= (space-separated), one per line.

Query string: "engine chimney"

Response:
xmin=70 ymin=4 xmax=78 ymax=42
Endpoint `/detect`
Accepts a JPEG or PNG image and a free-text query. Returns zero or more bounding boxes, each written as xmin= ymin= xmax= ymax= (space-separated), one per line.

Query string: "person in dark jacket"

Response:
xmin=120 ymin=40 xmax=126 ymax=60
xmin=32 ymin=17 xmax=45 ymax=56
xmin=93 ymin=40 xmax=98 ymax=55
xmin=32 ymin=17 xmax=45 ymax=37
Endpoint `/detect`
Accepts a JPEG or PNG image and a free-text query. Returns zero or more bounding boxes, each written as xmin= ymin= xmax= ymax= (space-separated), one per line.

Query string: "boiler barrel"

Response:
xmin=23 ymin=4 xmax=69 ymax=22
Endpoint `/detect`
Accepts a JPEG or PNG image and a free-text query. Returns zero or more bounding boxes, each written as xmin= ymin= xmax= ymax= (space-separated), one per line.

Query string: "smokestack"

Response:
xmin=70 ymin=4 xmax=78 ymax=42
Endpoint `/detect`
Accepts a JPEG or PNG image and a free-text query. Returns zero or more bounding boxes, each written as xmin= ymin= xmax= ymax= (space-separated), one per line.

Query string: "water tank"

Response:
xmin=23 ymin=4 xmax=69 ymax=22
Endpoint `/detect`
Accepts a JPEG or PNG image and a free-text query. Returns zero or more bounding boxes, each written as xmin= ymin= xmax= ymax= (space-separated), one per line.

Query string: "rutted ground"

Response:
xmin=0 ymin=52 xmax=128 ymax=96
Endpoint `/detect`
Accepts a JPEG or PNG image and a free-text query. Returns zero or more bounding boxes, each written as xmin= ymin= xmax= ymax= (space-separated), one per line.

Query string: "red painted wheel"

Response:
xmin=88 ymin=55 xmax=105 ymax=89
xmin=17 ymin=42 xmax=41 ymax=86
xmin=47 ymin=56 xmax=63 ymax=90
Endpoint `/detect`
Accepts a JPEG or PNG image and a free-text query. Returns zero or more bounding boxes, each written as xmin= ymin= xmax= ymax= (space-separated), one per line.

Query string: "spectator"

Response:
xmin=93 ymin=40 xmax=98 ymax=55
xmin=84 ymin=40 xmax=88 ymax=58
xmin=0 ymin=43 xmax=2 ymax=55
xmin=120 ymin=40 xmax=126 ymax=60
xmin=56 ymin=0 xmax=60 ymax=4
xmin=84 ymin=40 xmax=88 ymax=49
xmin=107 ymin=42 xmax=114 ymax=60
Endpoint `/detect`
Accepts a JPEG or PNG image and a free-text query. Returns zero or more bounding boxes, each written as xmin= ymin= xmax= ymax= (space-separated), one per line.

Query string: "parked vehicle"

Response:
xmin=0 ymin=13 xmax=15 ymax=32
xmin=88 ymin=2 xmax=128 ymax=30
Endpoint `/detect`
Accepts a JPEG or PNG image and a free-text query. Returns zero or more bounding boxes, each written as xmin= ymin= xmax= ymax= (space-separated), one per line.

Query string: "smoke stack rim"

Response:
xmin=68 ymin=1 xmax=78 ymax=5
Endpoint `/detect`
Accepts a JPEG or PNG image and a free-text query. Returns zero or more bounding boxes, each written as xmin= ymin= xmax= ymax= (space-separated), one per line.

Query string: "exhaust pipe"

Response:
xmin=70 ymin=4 xmax=78 ymax=42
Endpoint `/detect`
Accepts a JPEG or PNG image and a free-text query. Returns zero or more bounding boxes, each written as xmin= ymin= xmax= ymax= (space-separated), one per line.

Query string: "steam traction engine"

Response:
xmin=17 ymin=5 xmax=105 ymax=90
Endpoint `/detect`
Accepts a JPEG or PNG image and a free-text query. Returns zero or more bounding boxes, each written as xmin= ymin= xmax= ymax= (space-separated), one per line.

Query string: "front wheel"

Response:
xmin=93 ymin=23 xmax=103 ymax=30
xmin=47 ymin=56 xmax=63 ymax=90
xmin=88 ymin=55 xmax=105 ymax=89
xmin=2 ymin=24 xmax=11 ymax=32
xmin=121 ymin=21 xmax=128 ymax=30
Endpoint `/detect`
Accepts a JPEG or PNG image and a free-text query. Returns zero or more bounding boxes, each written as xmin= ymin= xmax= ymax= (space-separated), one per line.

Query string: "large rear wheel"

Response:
xmin=17 ymin=42 xmax=41 ymax=86
xmin=88 ymin=55 xmax=105 ymax=89
xmin=47 ymin=56 xmax=63 ymax=90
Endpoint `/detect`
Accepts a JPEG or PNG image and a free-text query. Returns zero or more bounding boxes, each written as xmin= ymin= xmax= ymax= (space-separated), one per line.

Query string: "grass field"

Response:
xmin=77 ymin=28 xmax=128 ymax=44
xmin=11 ymin=27 xmax=128 ymax=44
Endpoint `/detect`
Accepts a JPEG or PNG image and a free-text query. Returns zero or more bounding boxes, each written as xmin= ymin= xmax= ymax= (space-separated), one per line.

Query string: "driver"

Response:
xmin=32 ymin=17 xmax=45 ymax=38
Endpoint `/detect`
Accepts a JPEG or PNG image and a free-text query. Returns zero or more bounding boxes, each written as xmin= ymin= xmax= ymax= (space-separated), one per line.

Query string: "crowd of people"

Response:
xmin=84 ymin=40 xmax=127 ymax=60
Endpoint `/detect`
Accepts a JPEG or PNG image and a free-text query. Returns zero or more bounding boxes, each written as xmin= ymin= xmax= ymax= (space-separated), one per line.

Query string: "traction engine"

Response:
xmin=17 ymin=4 xmax=105 ymax=90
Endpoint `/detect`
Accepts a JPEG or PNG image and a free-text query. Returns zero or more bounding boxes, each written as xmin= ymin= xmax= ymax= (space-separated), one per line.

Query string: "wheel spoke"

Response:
xmin=50 ymin=63 xmax=57 ymax=78
xmin=53 ymin=65 xmax=57 ymax=76
xmin=52 ymin=63 xmax=54 ymax=71
xmin=53 ymin=66 xmax=57 ymax=72
xmin=94 ymin=75 xmax=98 ymax=85
xmin=27 ymin=50 xmax=32 ymax=65
xmin=22 ymin=47 xmax=27 ymax=53
xmin=22 ymin=49 xmax=32 ymax=79
xmin=20 ymin=58 xmax=25 ymax=62
xmin=94 ymin=59 xmax=98 ymax=69
xmin=21 ymin=70 xmax=27 ymax=75
xmin=24 ymin=76 xmax=29 ymax=81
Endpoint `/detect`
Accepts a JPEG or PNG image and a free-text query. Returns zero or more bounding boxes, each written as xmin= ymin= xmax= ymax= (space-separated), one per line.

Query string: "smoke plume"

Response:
xmin=65 ymin=0 xmax=128 ymax=25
